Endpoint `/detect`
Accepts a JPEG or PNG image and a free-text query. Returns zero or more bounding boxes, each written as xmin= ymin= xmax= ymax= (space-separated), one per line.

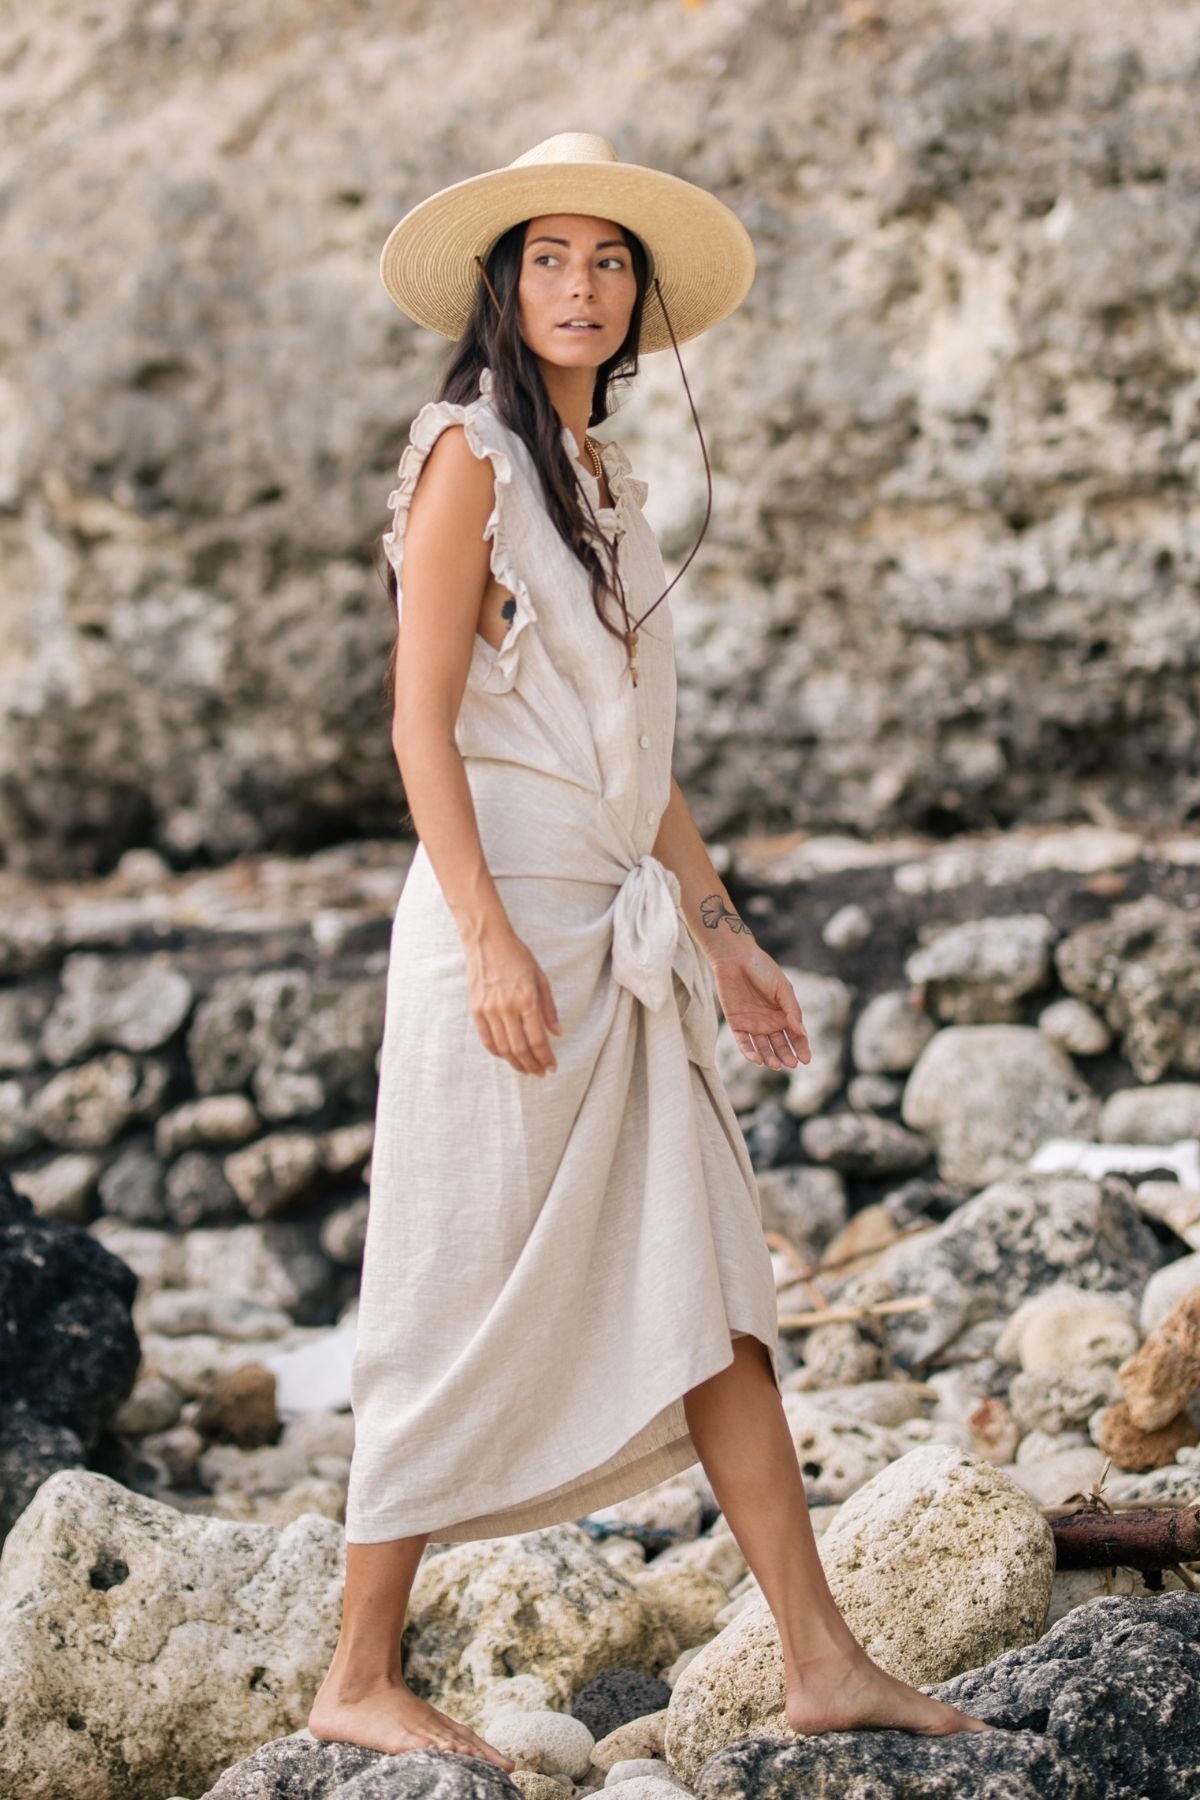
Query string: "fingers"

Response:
xmin=476 ymin=995 xmax=560 ymax=1076
xmin=737 ymin=1026 xmax=812 ymax=1069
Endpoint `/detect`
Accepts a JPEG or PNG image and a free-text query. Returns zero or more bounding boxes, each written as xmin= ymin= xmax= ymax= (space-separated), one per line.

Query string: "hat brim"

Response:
xmin=379 ymin=158 xmax=756 ymax=356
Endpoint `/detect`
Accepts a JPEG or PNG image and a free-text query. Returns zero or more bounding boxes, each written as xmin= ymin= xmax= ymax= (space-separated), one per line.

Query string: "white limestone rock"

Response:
xmin=0 ymin=1469 xmax=344 ymax=1800
xmin=817 ymin=1446 xmax=1055 ymax=1687
xmin=994 ymin=1283 xmax=1140 ymax=1373
xmin=901 ymin=1026 xmax=1100 ymax=1188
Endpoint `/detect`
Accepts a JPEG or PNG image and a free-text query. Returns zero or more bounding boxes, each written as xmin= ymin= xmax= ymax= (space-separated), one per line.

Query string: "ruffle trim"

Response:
xmin=383 ymin=375 xmax=537 ymax=696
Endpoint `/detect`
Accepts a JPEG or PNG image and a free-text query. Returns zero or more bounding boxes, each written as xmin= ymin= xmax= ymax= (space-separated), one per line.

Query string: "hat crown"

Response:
xmin=508 ymin=132 xmax=620 ymax=171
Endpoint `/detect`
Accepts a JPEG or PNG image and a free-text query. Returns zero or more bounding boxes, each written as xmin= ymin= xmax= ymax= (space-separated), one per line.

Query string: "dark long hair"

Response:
xmin=378 ymin=218 xmax=653 ymax=710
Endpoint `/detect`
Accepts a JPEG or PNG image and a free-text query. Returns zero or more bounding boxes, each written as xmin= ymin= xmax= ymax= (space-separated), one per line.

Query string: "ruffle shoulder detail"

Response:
xmin=600 ymin=439 xmax=649 ymax=511
xmin=383 ymin=370 xmax=536 ymax=695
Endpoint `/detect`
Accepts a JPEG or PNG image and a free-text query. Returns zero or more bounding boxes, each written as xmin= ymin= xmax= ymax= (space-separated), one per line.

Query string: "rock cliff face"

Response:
xmin=3 ymin=0 xmax=1199 ymax=876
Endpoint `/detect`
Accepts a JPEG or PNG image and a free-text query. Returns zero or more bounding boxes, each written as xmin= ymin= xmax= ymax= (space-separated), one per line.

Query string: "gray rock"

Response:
xmin=164 ymin=1148 xmax=241 ymax=1228
xmin=570 ymin=1670 xmax=672 ymax=1746
xmin=753 ymin=1164 xmax=846 ymax=1263
xmin=851 ymin=990 xmax=937 ymax=1075
xmin=845 ymin=1072 xmax=904 ymax=1113
xmin=98 ymin=1137 xmax=167 ymax=1223
xmin=1100 ymin=1082 xmax=1200 ymax=1144
xmin=905 ymin=914 xmax=1057 ymax=1023
xmin=935 ymin=1593 xmax=1200 ymax=1799
xmin=198 ymin=1735 xmax=520 ymax=1798
xmin=29 ymin=1050 xmax=171 ymax=1150
xmin=40 ymin=951 xmax=194 ymax=1062
xmin=1056 ymin=897 xmax=1200 ymax=1082
xmin=1039 ymin=998 xmax=1113 ymax=1057
xmin=844 ymin=1173 xmax=1165 ymax=1369
xmin=901 ymin=1025 xmax=1100 ymax=1188
xmin=188 ymin=970 xmax=385 ymax=1123
xmin=799 ymin=1112 xmax=933 ymax=1176
xmin=693 ymin=1724 xmax=1090 ymax=1799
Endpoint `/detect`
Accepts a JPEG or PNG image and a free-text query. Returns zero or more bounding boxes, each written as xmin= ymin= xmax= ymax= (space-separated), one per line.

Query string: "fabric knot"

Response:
xmin=611 ymin=854 xmax=683 ymax=1012
xmin=610 ymin=854 xmax=719 ymax=1067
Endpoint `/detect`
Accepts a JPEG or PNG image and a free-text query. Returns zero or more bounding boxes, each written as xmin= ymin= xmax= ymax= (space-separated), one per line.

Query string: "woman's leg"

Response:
xmin=308 ymin=1534 xmax=517 ymax=1768
xmin=682 ymin=1335 xmax=993 ymax=1735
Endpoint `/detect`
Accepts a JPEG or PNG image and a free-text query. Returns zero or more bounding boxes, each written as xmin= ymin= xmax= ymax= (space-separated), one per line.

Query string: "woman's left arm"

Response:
xmin=652 ymin=774 xmax=812 ymax=1070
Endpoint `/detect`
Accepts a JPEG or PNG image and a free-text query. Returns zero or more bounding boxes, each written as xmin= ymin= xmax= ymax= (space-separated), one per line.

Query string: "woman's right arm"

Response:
xmin=391 ymin=423 xmax=562 ymax=1077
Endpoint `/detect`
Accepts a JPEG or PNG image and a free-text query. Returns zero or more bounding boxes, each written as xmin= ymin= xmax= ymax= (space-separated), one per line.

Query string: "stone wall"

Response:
xmin=2 ymin=0 xmax=1199 ymax=878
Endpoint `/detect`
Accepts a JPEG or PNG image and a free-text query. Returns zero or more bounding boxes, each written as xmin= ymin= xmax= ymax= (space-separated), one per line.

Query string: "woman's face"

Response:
xmin=517 ymin=213 xmax=637 ymax=368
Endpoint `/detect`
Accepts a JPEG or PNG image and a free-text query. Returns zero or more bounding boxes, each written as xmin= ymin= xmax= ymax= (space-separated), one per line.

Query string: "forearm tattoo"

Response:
xmin=700 ymin=893 xmax=752 ymax=935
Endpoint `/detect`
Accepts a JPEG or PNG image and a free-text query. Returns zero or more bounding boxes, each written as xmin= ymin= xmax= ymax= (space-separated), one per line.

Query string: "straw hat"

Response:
xmin=379 ymin=131 xmax=756 ymax=355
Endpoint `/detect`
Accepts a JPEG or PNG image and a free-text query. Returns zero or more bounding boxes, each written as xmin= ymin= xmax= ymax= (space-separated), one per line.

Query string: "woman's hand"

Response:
xmin=465 ymin=927 xmax=563 ymax=1076
xmin=709 ymin=944 xmax=812 ymax=1069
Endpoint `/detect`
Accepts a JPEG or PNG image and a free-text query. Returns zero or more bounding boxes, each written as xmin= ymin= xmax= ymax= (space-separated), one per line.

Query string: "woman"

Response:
xmin=310 ymin=133 xmax=989 ymax=1763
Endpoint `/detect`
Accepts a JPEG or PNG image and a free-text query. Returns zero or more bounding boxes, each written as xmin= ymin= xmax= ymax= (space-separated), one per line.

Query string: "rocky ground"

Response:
xmin=2 ymin=818 xmax=1200 ymax=1796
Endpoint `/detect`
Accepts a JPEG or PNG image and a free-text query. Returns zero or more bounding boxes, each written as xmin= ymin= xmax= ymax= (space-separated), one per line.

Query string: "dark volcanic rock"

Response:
xmin=0 ymin=1168 xmax=140 ymax=1540
xmin=200 ymin=1737 xmax=521 ymax=1798
xmin=570 ymin=1666 xmax=673 ymax=1741
xmin=694 ymin=1726 xmax=1092 ymax=1799
xmin=692 ymin=1594 xmax=1200 ymax=1799
xmin=935 ymin=1592 xmax=1200 ymax=1800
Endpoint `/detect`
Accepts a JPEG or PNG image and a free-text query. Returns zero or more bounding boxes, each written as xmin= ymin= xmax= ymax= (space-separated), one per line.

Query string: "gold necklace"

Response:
xmin=583 ymin=436 xmax=640 ymax=686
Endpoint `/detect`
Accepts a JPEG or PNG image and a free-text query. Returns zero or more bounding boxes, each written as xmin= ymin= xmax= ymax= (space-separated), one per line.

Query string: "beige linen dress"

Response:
xmin=344 ymin=364 xmax=781 ymax=1545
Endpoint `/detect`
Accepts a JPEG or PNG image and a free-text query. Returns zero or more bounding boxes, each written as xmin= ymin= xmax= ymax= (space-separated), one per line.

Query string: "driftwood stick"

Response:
xmin=778 ymin=1295 xmax=936 ymax=1331
xmin=763 ymin=1229 xmax=832 ymax=1313
xmin=1047 ymin=1505 xmax=1200 ymax=1570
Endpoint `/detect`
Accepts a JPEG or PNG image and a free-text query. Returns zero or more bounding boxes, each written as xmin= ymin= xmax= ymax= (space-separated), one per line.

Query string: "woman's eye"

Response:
xmin=533 ymin=254 xmax=626 ymax=269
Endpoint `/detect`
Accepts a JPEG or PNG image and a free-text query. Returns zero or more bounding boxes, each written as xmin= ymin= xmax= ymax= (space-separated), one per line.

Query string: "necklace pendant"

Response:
xmin=625 ymin=627 xmax=639 ymax=687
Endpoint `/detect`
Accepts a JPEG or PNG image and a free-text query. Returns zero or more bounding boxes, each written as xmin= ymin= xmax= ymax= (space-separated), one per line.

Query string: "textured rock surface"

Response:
xmin=936 ymin=1594 xmax=1200 ymax=1800
xmin=401 ymin=1527 xmax=679 ymax=1726
xmin=7 ymin=4 xmax=1200 ymax=874
xmin=901 ymin=1026 xmax=1100 ymax=1187
xmin=1055 ymin=899 xmax=1200 ymax=1082
xmin=0 ymin=1470 xmax=345 ymax=1800
xmin=1118 ymin=1287 xmax=1200 ymax=1431
xmin=817 ymin=1447 xmax=1054 ymax=1687
xmin=198 ymin=1736 xmax=523 ymax=1798
xmin=692 ymin=1727 xmax=1091 ymax=1800
xmin=0 ymin=1173 xmax=140 ymax=1543
xmin=843 ymin=1173 xmax=1165 ymax=1369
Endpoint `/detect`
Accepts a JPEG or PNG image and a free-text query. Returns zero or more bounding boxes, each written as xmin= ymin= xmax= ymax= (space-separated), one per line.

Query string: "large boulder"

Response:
xmin=937 ymin=1593 xmax=1200 ymax=1799
xmin=689 ymin=1594 xmax=1200 ymax=1800
xmin=0 ymin=1469 xmax=345 ymax=1800
xmin=662 ymin=1447 xmax=1053 ymax=1784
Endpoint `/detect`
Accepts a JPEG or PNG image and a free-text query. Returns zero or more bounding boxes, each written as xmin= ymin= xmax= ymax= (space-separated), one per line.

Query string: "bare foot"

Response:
xmin=785 ymin=1649 xmax=994 ymax=1738
xmin=308 ymin=1674 xmax=517 ymax=1772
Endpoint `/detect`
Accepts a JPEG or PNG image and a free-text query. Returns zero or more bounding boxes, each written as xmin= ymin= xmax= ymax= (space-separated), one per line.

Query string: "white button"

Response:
xmin=646 ymin=809 xmax=656 ymax=824
xmin=638 ymin=733 xmax=650 ymax=748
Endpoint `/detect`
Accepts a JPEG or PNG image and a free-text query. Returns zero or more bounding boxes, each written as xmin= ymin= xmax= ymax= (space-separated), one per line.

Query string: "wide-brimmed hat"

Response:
xmin=379 ymin=131 xmax=756 ymax=355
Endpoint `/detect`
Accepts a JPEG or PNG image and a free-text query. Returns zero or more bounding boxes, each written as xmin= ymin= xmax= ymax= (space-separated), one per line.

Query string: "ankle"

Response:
xmin=316 ymin=1657 xmax=403 ymax=1704
xmin=782 ymin=1631 xmax=863 ymax=1686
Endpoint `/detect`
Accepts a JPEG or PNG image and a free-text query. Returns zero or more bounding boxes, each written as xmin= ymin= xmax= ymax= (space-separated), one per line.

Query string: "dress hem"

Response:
xmin=343 ymin=1321 xmax=779 ymax=1546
